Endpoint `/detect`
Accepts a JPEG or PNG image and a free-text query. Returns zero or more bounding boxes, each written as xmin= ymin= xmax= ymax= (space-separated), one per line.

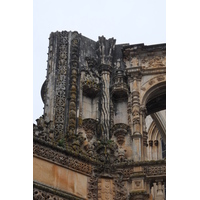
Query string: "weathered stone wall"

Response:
xmin=34 ymin=31 xmax=166 ymax=200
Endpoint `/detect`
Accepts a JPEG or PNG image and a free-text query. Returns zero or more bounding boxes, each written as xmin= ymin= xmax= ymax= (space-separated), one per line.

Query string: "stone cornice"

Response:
xmin=34 ymin=136 xmax=165 ymax=167
xmin=33 ymin=137 xmax=102 ymax=171
xmin=122 ymin=43 xmax=166 ymax=58
xmin=126 ymin=66 xmax=166 ymax=76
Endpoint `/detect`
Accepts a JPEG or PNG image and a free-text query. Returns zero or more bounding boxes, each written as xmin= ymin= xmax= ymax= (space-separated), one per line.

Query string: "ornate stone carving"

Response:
xmin=141 ymin=87 xmax=146 ymax=91
xmin=141 ymin=54 xmax=166 ymax=69
xmin=132 ymin=107 xmax=140 ymax=125
xmin=54 ymin=31 xmax=69 ymax=141
xmin=33 ymin=182 xmax=84 ymax=200
xmin=98 ymin=178 xmax=114 ymax=200
xmin=148 ymin=55 xmax=166 ymax=68
xmin=131 ymin=91 xmax=140 ymax=126
xmin=82 ymin=57 xmax=100 ymax=98
xmin=129 ymin=190 xmax=149 ymax=200
xmin=33 ymin=142 xmax=93 ymax=175
xmin=34 ymin=31 xmax=166 ymax=199
xmin=154 ymin=140 xmax=158 ymax=146
xmin=84 ymin=142 xmax=95 ymax=157
xmin=113 ymin=172 xmax=128 ymax=200
xmin=98 ymin=36 xmax=116 ymax=66
xmin=33 ymin=187 xmax=65 ymax=200
xmin=87 ymin=173 xmax=98 ymax=200
xmin=68 ymin=32 xmax=80 ymax=136
xmin=94 ymin=140 xmax=118 ymax=164
xmin=157 ymin=75 xmax=165 ymax=81
xmin=111 ymin=123 xmax=129 ymax=146
xmin=149 ymin=140 xmax=153 ymax=147
xmin=144 ymin=165 xmax=166 ymax=176
xmin=116 ymin=147 xmax=126 ymax=162
xmin=143 ymin=131 xmax=148 ymax=147
xmin=149 ymin=79 xmax=155 ymax=85
xmin=82 ymin=118 xmax=98 ymax=141
xmin=111 ymin=69 xmax=129 ymax=99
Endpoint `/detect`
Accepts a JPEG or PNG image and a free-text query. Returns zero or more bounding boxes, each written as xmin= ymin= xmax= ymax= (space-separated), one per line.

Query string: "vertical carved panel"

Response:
xmin=88 ymin=173 xmax=98 ymax=200
xmin=68 ymin=32 xmax=80 ymax=136
xmin=98 ymin=178 xmax=114 ymax=200
xmin=54 ymin=31 xmax=68 ymax=141
xmin=113 ymin=175 xmax=128 ymax=200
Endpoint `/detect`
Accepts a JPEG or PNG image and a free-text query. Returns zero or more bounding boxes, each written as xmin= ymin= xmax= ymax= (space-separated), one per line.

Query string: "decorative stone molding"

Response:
xmin=98 ymin=36 xmax=116 ymax=67
xmin=33 ymin=181 xmax=84 ymax=200
xmin=111 ymin=123 xmax=129 ymax=146
xmin=98 ymin=178 xmax=114 ymax=200
xmin=82 ymin=77 xmax=100 ymax=98
xmin=82 ymin=57 xmax=100 ymax=98
xmin=54 ymin=31 xmax=69 ymax=141
xmin=149 ymin=140 xmax=153 ymax=147
xmin=111 ymin=69 xmax=129 ymax=99
xmin=82 ymin=118 xmax=98 ymax=141
xmin=94 ymin=140 xmax=118 ymax=164
xmin=154 ymin=140 xmax=158 ymax=146
xmin=129 ymin=190 xmax=149 ymax=200
xmin=33 ymin=141 xmax=93 ymax=175
xmin=144 ymin=165 xmax=166 ymax=177
xmin=113 ymin=174 xmax=128 ymax=200
xmin=143 ymin=131 xmax=148 ymax=147
xmin=87 ymin=173 xmax=98 ymax=200
xmin=68 ymin=32 xmax=80 ymax=136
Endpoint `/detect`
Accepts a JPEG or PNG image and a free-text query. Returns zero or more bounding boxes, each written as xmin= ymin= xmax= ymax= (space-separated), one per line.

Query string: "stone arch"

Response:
xmin=147 ymin=121 xmax=162 ymax=160
xmin=141 ymin=80 xmax=166 ymax=115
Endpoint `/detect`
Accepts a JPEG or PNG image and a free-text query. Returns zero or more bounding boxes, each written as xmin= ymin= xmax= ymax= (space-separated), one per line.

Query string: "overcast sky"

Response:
xmin=33 ymin=0 xmax=166 ymax=123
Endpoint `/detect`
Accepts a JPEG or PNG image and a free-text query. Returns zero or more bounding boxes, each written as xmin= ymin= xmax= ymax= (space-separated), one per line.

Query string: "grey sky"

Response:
xmin=33 ymin=0 xmax=166 ymax=123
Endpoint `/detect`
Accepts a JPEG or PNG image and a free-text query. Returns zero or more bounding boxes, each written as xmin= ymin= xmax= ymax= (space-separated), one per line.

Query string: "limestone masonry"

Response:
xmin=33 ymin=31 xmax=166 ymax=200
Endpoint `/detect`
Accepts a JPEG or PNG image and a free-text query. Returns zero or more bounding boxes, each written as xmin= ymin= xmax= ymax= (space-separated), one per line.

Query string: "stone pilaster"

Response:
xmin=140 ymin=105 xmax=148 ymax=161
xmin=68 ymin=32 xmax=80 ymax=136
xmin=100 ymin=69 xmax=111 ymax=140
xmin=130 ymin=76 xmax=142 ymax=161
xmin=97 ymin=36 xmax=116 ymax=140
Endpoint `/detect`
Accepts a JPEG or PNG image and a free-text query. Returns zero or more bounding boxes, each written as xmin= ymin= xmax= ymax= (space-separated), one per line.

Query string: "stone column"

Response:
xmin=77 ymin=69 xmax=85 ymax=130
xmin=140 ymin=105 xmax=148 ymax=160
xmin=100 ymin=68 xmax=111 ymax=140
xmin=130 ymin=76 xmax=142 ymax=161
xmin=68 ymin=32 xmax=80 ymax=136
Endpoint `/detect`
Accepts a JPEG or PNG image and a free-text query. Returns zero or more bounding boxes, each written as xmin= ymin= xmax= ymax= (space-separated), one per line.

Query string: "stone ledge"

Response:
xmin=33 ymin=181 xmax=86 ymax=200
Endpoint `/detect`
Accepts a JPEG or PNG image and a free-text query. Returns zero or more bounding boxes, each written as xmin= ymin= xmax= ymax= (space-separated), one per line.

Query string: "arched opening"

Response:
xmin=142 ymin=81 xmax=166 ymax=159
xmin=142 ymin=82 xmax=166 ymax=116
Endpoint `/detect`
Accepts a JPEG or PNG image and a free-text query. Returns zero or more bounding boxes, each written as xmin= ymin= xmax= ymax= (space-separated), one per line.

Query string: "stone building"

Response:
xmin=33 ymin=31 xmax=166 ymax=200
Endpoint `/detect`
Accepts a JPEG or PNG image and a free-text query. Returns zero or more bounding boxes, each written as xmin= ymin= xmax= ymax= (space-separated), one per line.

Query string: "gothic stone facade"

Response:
xmin=33 ymin=31 xmax=166 ymax=200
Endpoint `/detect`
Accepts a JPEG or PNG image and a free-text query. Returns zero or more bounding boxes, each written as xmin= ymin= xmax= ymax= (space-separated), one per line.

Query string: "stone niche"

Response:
xmin=111 ymin=69 xmax=129 ymax=125
xmin=82 ymin=95 xmax=99 ymax=119
xmin=113 ymin=100 xmax=128 ymax=124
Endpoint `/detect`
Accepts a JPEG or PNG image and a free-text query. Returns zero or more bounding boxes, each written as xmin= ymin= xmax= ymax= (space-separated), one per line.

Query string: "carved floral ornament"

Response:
xmin=141 ymin=55 xmax=166 ymax=69
xmin=82 ymin=118 xmax=98 ymax=141
xmin=140 ymin=75 xmax=166 ymax=93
